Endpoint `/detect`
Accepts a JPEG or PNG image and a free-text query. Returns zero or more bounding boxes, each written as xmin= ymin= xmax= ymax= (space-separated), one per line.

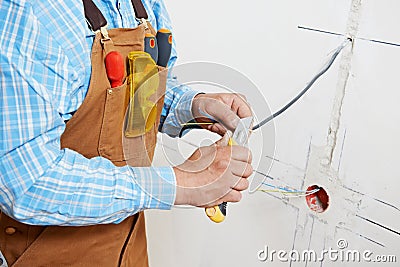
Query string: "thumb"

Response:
xmin=215 ymin=131 xmax=232 ymax=147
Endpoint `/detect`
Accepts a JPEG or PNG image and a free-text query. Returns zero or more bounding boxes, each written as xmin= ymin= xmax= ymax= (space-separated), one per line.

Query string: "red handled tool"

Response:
xmin=156 ymin=28 xmax=172 ymax=67
xmin=105 ymin=51 xmax=125 ymax=87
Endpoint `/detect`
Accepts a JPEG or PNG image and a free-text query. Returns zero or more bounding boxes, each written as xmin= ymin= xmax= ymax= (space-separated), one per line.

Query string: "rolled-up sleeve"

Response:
xmin=0 ymin=0 xmax=176 ymax=226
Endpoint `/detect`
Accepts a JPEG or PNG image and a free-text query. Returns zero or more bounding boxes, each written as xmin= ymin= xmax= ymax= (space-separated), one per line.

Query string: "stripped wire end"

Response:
xmin=257 ymin=183 xmax=321 ymax=198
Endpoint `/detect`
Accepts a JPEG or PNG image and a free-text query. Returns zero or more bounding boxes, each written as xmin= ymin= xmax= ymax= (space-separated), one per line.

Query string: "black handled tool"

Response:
xmin=156 ymin=28 xmax=172 ymax=67
xmin=144 ymin=33 xmax=158 ymax=63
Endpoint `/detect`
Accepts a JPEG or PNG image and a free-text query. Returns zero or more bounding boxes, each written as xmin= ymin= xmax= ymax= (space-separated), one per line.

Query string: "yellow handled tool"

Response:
xmin=205 ymin=117 xmax=253 ymax=223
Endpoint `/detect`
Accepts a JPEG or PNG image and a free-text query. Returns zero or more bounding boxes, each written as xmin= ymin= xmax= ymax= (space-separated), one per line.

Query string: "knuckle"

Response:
xmin=234 ymin=146 xmax=252 ymax=161
xmin=237 ymin=179 xmax=249 ymax=191
xmin=216 ymin=159 xmax=230 ymax=170
xmin=232 ymin=145 xmax=242 ymax=154
xmin=216 ymin=145 xmax=227 ymax=153
xmin=220 ymin=146 xmax=232 ymax=156
xmin=243 ymin=179 xmax=250 ymax=189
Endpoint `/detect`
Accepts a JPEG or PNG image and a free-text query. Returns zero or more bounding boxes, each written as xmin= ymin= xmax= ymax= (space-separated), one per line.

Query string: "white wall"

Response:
xmin=146 ymin=1 xmax=400 ymax=266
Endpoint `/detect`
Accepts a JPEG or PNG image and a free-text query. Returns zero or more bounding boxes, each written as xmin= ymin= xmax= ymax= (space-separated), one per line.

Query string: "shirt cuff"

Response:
xmin=160 ymin=89 xmax=200 ymax=137
xmin=129 ymin=166 xmax=176 ymax=210
xmin=175 ymin=90 xmax=199 ymax=125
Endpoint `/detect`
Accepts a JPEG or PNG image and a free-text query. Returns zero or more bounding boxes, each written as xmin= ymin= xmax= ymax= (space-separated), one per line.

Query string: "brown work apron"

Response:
xmin=0 ymin=22 xmax=167 ymax=266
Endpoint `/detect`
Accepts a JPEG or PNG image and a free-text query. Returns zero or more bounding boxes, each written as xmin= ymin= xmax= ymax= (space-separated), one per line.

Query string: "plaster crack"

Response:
xmin=325 ymin=0 xmax=363 ymax=165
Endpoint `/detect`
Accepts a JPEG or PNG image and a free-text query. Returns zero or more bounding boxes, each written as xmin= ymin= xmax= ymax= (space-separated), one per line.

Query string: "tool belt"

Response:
xmin=0 ymin=0 xmax=168 ymax=266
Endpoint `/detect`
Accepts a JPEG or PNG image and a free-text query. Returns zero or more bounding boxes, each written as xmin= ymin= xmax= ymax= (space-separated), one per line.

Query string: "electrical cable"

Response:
xmin=252 ymin=39 xmax=351 ymax=130
xmin=298 ymin=25 xmax=400 ymax=48
xmin=259 ymin=182 xmax=320 ymax=198
xmin=171 ymin=40 xmax=351 ymax=198
xmin=258 ymin=187 xmax=320 ymax=198
xmin=284 ymin=188 xmax=320 ymax=198
xmin=261 ymin=182 xmax=306 ymax=193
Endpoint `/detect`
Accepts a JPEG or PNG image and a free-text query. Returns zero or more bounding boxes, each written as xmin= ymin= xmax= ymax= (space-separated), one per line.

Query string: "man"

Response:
xmin=0 ymin=0 xmax=252 ymax=266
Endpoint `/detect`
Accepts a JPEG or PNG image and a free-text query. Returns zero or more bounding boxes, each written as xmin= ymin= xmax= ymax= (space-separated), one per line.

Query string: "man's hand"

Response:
xmin=173 ymin=134 xmax=252 ymax=207
xmin=191 ymin=93 xmax=252 ymax=135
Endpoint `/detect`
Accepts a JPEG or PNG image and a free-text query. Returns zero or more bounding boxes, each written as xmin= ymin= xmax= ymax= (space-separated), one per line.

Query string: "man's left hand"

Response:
xmin=191 ymin=93 xmax=252 ymax=135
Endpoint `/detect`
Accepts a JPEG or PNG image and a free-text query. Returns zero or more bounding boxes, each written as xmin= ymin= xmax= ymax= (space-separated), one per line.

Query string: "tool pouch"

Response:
xmin=99 ymin=32 xmax=167 ymax=166
xmin=61 ymin=26 xmax=167 ymax=167
xmin=125 ymin=51 xmax=159 ymax=137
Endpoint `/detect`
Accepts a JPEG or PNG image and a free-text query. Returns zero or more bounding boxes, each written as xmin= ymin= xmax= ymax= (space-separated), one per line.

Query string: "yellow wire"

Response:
xmin=180 ymin=122 xmax=215 ymax=126
xmin=257 ymin=189 xmax=307 ymax=194
xmin=257 ymin=188 xmax=320 ymax=199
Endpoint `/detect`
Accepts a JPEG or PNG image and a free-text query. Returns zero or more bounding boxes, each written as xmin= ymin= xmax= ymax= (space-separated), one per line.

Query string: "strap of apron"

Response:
xmin=131 ymin=0 xmax=149 ymax=20
xmin=82 ymin=0 xmax=107 ymax=32
xmin=82 ymin=0 xmax=148 ymax=32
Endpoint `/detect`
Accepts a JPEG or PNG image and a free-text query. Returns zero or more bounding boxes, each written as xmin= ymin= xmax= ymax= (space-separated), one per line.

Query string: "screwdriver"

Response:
xmin=156 ymin=28 xmax=172 ymax=67
xmin=144 ymin=33 xmax=158 ymax=63
xmin=105 ymin=51 xmax=125 ymax=87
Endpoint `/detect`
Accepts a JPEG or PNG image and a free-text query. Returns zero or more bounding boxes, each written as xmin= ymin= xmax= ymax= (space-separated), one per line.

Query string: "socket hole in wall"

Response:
xmin=305 ymin=185 xmax=329 ymax=213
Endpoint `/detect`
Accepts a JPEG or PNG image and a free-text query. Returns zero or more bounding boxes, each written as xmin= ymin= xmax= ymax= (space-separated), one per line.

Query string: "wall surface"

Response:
xmin=145 ymin=1 xmax=400 ymax=266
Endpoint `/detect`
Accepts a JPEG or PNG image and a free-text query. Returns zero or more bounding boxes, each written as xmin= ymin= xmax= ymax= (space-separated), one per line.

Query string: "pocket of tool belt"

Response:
xmin=98 ymin=78 xmax=130 ymax=161
xmin=98 ymin=51 xmax=166 ymax=163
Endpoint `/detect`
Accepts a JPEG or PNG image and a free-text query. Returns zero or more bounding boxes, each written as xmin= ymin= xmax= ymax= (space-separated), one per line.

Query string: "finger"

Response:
xmin=232 ymin=178 xmax=249 ymax=191
xmin=205 ymin=99 xmax=240 ymax=131
xmin=208 ymin=123 xmax=227 ymax=136
xmin=230 ymin=161 xmax=253 ymax=178
xmin=230 ymin=146 xmax=252 ymax=163
xmin=231 ymin=94 xmax=252 ymax=118
xmin=215 ymin=131 xmax=231 ymax=146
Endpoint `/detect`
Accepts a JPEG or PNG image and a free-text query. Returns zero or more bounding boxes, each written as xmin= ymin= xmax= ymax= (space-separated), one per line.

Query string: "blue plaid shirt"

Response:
xmin=0 ymin=0 xmax=197 ymax=225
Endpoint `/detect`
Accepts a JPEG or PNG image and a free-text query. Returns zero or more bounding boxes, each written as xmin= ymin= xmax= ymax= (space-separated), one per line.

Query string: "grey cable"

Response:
xmin=252 ymin=39 xmax=350 ymax=130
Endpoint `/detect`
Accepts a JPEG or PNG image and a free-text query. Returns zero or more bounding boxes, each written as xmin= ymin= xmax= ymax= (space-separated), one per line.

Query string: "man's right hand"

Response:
xmin=173 ymin=134 xmax=252 ymax=207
